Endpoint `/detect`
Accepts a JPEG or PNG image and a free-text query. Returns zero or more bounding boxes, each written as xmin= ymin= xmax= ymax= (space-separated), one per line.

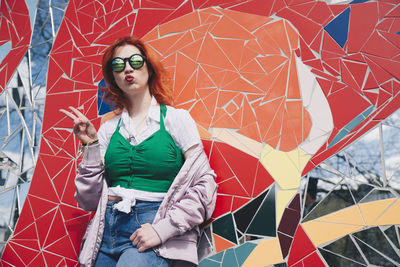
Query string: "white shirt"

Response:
xmin=98 ymin=97 xmax=201 ymax=213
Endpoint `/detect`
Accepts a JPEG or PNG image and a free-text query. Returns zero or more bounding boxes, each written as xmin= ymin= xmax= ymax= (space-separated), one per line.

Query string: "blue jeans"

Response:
xmin=95 ymin=201 xmax=171 ymax=267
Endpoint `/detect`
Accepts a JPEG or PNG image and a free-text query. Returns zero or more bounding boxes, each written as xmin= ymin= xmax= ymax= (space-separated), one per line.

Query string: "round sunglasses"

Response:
xmin=111 ymin=54 xmax=147 ymax=72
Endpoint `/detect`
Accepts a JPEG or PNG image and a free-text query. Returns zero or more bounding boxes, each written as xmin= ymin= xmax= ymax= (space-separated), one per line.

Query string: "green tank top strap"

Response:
xmin=160 ymin=104 xmax=167 ymax=130
xmin=116 ymin=116 xmax=122 ymax=129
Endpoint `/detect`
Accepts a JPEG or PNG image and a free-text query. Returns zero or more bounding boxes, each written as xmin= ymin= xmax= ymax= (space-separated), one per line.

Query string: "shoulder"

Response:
xmin=164 ymin=105 xmax=201 ymax=152
xmin=99 ymin=111 xmax=121 ymax=135
xmin=165 ymin=105 xmax=194 ymax=122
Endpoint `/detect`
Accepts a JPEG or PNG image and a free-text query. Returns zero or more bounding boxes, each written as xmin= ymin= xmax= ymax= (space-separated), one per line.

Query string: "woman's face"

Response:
xmin=111 ymin=44 xmax=150 ymax=99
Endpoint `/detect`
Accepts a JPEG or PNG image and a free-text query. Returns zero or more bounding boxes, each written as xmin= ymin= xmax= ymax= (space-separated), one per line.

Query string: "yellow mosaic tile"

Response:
xmin=242 ymin=238 xmax=283 ymax=267
xmin=276 ymin=188 xmax=298 ymax=226
xmin=358 ymin=198 xmax=397 ymax=226
xmin=260 ymin=145 xmax=311 ymax=189
xmin=302 ymin=220 xmax=363 ymax=247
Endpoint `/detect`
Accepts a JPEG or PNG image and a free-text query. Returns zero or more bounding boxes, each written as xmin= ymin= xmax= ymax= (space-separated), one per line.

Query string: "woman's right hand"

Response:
xmin=59 ymin=107 xmax=98 ymax=145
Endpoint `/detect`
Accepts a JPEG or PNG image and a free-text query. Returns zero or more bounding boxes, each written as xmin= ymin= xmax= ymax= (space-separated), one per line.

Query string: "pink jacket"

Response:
xmin=75 ymin=143 xmax=217 ymax=266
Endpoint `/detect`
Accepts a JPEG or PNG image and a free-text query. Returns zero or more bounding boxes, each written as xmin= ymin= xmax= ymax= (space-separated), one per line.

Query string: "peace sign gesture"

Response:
xmin=59 ymin=107 xmax=98 ymax=145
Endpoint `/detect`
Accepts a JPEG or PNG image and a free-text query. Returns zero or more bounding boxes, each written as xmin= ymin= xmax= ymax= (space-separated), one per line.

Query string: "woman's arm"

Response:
xmin=59 ymin=107 xmax=105 ymax=211
xmin=152 ymin=146 xmax=217 ymax=243
xmin=74 ymin=143 xmax=105 ymax=211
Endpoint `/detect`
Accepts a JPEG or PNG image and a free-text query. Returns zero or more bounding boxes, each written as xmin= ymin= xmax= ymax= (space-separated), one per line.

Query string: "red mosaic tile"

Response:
xmin=362 ymin=31 xmax=400 ymax=59
xmin=29 ymin=161 xmax=59 ymax=203
xmin=322 ymin=31 xmax=345 ymax=56
xmin=52 ymin=160 xmax=75 ymax=199
xmin=381 ymin=80 xmax=393 ymax=95
xmin=134 ymin=9 xmax=174 ymax=38
xmin=29 ymin=254 xmax=47 ymax=267
xmin=43 ymin=209 xmax=68 ymax=248
xmin=277 ymin=7 xmax=321 ymax=45
xmin=385 ymin=4 xmax=400 ymax=18
xmin=35 ymin=208 xmax=57 ymax=247
xmin=64 ymin=214 xmax=92 ymax=254
xmin=302 ymin=251 xmax=325 ymax=267
xmin=380 ymin=31 xmax=400 ymax=49
xmin=61 ymin=171 xmax=81 ymax=207
xmin=230 ymin=0 xmax=280 ymax=17
xmin=218 ymin=177 xmax=251 ymax=198
xmin=347 ymin=2 xmax=378 ymax=53
xmin=42 ymin=251 xmax=64 ymax=266
xmin=1 ymin=246 xmax=25 ymax=266
xmin=8 ymin=242 xmax=38 ymax=265
xmin=165 ymin=1 xmax=193 ymax=23
xmin=215 ymin=142 xmax=258 ymax=196
xmin=12 ymin=221 xmax=38 ymax=242
xmin=343 ymin=60 xmax=368 ymax=89
xmin=209 ymin=144 xmax=235 ymax=184
xmin=364 ymin=91 xmax=379 ymax=106
xmin=341 ymin=61 xmax=362 ymax=92
xmin=327 ymin=85 xmax=371 ymax=129
xmin=45 ymin=235 xmax=77 ymax=261
xmin=213 ymin=194 xmax=233 ymax=219
xmin=365 ymin=56 xmax=393 ymax=85
xmin=309 ymin=29 xmax=323 ymax=53
xmin=377 ymin=88 xmax=393 ymax=107
xmin=299 ymin=37 xmax=316 ymax=61
xmin=378 ymin=2 xmax=396 ymax=20
xmin=287 ymin=225 xmax=317 ymax=266
xmin=311 ymin=68 xmax=338 ymax=82
xmin=328 ymin=4 xmax=348 ymax=17
xmin=290 ymin=2 xmax=315 ymax=17
xmin=367 ymin=55 xmax=400 ymax=82
xmin=389 ymin=18 xmax=400 ymax=34
xmin=308 ymin=1 xmax=332 ymax=25
xmin=393 ymin=80 xmax=400 ymax=96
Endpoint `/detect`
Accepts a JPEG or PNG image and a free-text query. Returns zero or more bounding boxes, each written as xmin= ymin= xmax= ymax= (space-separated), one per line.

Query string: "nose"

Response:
xmin=123 ymin=58 xmax=134 ymax=72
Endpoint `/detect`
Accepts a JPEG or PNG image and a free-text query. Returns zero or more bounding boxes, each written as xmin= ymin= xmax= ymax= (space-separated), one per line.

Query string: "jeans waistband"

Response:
xmin=106 ymin=200 xmax=162 ymax=211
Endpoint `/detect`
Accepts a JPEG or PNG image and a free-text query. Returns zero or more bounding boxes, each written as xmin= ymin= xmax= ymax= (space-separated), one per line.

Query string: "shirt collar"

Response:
xmin=120 ymin=96 xmax=160 ymax=128
xmin=147 ymin=96 xmax=160 ymax=122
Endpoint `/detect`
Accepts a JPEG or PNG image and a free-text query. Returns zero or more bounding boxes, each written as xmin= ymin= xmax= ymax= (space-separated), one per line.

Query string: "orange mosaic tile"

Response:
xmin=258 ymin=55 xmax=287 ymax=73
xmin=212 ymin=15 xmax=254 ymax=40
xmin=215 ymin=38 xmax=244 ymax=69
xmin=213 ymin=234 xmax=235 ymax=253
xmin=219 ymin=8 xmax=273 ymax=32
xmin=288 ymin=55 xmax=301 ymax=99
xmin=159 ymin=12 xmax=201 ymax=36
xmin=264 ymin=20 xmax=292 ymax=57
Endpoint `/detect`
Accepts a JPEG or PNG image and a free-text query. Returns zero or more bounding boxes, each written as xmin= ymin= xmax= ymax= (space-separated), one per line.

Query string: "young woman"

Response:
xmin=60 ymin=36 xmax=217 ymax=267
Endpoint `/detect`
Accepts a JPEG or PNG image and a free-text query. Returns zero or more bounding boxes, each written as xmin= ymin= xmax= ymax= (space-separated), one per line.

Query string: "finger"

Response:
xmin=130 ymin=230 xmax=137 ymax=241
xmin=137 ymin=238 xmax=149 ymax=252
xmin=138 ymin=244 xmax=147 ymax=253
xmin=132 ymin=237 xmax=138 ymax=247
xmin=69 ymin=106 xmax=89 ymax=121
xmin=132 ymin=232 xmax=141 ymax=247
xmin=59 ymin=109 xmax=78 ymax=120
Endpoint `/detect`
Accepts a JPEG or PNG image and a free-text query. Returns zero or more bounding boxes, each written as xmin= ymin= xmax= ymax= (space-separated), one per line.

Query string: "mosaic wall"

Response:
xmin=1 ymin=0 xmax=400 ymax=266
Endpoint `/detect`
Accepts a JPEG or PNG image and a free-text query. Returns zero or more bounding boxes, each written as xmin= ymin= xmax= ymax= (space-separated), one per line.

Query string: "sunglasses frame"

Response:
xmin=111 ymin=54 xmax=147 ymax=72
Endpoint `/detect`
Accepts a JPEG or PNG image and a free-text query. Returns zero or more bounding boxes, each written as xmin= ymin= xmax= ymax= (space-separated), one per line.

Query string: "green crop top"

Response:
xmin=104 ymin=104 xmax=184 ymax=192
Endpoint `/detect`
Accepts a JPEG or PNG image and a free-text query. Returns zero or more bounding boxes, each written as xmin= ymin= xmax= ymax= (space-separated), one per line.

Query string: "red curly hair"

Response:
xmin=101 ymin=36 xmax=172 ymax=111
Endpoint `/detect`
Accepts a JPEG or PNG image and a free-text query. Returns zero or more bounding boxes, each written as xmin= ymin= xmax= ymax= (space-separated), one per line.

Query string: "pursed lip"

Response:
xmin=125 ymin=75 xmax=134 ymax=82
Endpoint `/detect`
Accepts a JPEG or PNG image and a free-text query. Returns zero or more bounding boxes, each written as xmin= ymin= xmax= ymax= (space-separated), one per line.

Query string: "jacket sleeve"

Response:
xmin=75 ymin=143 xmax=105 ymax=211
xmin=152 ymin=150 xmax=217 ymax=243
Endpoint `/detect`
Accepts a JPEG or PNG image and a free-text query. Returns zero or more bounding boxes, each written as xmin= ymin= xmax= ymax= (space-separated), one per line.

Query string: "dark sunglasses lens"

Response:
xmin=111 ymin=58 xmax=125 ymax=72
xmin=130 ymin=54 xmax=144 ymax=69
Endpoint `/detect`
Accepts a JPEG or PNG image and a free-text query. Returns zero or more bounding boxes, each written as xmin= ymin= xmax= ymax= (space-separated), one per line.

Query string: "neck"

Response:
xmin=126 ymin=88 xmax=152 ymax=118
